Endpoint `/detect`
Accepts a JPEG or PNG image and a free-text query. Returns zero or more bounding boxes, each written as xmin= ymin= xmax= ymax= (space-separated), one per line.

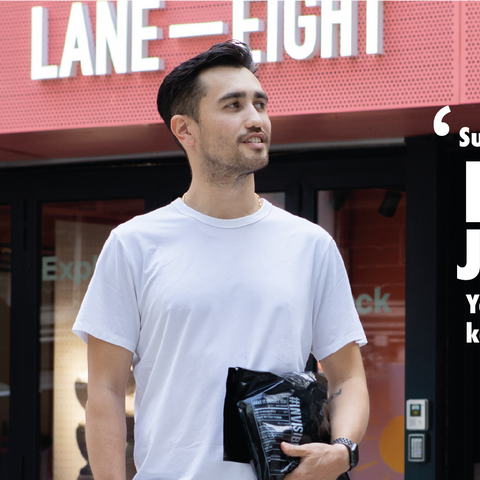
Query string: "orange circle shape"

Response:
xmin=379 ymin=415 xmax=405 ymax=474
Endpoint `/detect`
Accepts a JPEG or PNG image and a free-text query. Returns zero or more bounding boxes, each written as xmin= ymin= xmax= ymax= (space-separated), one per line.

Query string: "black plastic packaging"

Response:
xmin=224 ymin=367 xmax=348 ymax=480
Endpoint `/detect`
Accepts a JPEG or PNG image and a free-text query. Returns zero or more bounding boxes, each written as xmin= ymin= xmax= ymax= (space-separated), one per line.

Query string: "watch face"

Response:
xmin=350 ymin=443 xmax=359 ymax=468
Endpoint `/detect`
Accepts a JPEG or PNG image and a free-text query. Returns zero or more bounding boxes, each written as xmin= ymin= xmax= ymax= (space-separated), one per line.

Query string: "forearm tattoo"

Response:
xmin=328 ymin=388 xmax=342 ymax=403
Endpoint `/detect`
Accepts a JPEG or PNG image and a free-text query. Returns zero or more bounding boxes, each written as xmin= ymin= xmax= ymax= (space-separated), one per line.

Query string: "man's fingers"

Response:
xmin=280 ymin=442 xmax=310 ymax=457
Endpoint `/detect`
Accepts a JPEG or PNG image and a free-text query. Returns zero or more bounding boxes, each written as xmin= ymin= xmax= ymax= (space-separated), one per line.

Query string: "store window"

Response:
xmin=317 ymin=189 xmax=406 ymax=480
xmin=40 ymin=200 xmax=144 ymax=480
xmin=0 ymin=205 xmax=11 ymax=479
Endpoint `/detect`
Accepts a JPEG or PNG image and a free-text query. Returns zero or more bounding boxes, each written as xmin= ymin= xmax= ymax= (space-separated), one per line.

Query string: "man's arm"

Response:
xmin=281 ymin=341 xmax=369 ymax=480
xmin=86 ymin=335 xmax=134 ymax=480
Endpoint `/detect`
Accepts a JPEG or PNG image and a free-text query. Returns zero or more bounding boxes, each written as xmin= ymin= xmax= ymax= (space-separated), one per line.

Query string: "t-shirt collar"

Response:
xmin=172 ymin=196 xmax=272 ymax=228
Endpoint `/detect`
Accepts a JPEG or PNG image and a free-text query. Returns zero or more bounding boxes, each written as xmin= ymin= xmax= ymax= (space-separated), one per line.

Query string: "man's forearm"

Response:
xmin=327 ymin=375 xmax=370 ymax=444
xmin=86 ymin=390 xmax=127 ymax=480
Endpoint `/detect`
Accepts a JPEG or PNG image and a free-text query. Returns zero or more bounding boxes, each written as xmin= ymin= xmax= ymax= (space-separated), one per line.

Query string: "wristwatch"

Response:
xmin=331 ymin=438 xmax=359 ymax=471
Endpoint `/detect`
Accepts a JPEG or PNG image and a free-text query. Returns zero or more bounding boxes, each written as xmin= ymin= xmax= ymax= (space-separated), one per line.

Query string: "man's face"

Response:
xmin=193 ymin=66 xmax=271 ymax=183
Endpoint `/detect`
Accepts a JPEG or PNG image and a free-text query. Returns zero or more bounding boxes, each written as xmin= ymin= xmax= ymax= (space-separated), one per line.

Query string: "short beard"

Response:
xmin=199 ymin=143 xmax=269 ymax=188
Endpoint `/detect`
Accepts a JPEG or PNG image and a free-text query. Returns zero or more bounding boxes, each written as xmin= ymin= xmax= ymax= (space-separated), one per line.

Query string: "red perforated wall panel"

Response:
xmin=0 ymin=1 xmax=479 ymax=134
xmin=461 ymin=1 xmax=480 ymax=103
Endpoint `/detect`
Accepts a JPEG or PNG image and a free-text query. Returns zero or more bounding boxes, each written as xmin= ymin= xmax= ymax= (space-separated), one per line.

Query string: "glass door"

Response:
xmin=40 ymin=199 xmax=145 ymax=480
xmin=317 ymin=188 xmax=406 ymax=480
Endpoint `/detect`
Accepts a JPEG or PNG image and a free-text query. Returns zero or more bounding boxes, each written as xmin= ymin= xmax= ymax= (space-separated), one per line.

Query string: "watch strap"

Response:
xmin=331 ymin=437 xmax=359 ymax=471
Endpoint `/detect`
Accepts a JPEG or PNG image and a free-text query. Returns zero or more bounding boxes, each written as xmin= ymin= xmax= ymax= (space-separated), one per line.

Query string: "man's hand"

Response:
xmin=280 ymin=342 xmax=368 ymax=480
xmin=281 ymin=442 xmax=350 ymax=480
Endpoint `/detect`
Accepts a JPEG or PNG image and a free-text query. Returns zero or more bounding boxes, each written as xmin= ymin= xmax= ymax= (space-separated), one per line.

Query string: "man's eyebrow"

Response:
xmin=218 ymin=90 xmax=268 ymax=103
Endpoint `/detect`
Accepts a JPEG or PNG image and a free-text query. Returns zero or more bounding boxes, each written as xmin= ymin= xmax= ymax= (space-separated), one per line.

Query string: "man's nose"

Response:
xmin=244 ymin=104 xmax=264 ymax=129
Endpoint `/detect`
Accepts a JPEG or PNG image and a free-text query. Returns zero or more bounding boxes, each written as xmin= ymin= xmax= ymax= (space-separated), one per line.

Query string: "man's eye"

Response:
xmin=255 ymin=102 xmax=266 ymax=110
xmin=226 ymin=102 xmax=239 ymax=109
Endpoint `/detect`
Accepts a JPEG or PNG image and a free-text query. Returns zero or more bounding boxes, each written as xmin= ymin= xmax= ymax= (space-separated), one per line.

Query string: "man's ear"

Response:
xmin=170 ymin=114 xmax=196 ymax=148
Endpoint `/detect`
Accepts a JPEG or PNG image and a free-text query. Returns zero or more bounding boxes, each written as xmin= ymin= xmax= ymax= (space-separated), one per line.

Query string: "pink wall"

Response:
xmin=1 ymin=1 xmax=479 ymax=134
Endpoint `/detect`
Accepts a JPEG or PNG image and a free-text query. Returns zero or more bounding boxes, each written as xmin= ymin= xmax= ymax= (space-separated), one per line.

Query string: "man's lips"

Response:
xmin=241 ymin=132 xmax=267 ymax=145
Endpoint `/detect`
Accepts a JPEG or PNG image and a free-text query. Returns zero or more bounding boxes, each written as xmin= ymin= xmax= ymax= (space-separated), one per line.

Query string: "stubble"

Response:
xmin=198 ymin=129 xmax=269 ymax=187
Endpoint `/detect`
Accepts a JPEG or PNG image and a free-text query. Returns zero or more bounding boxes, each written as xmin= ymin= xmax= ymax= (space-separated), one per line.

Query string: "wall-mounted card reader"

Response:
xmin=408 ymin=433 xmax=426 ymax=462
xmin=406 ymin=399 xmax=429 ymax=431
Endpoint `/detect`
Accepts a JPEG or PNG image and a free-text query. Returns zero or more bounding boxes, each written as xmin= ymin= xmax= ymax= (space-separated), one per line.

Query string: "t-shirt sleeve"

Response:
xmin=311 ymin=238 xmax=367 ymax=361
xmin=72 ymin=230 xmax=140 ymax=354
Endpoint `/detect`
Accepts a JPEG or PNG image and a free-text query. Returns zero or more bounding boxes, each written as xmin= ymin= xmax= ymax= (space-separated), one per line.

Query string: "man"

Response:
xmin=73 ymin=41 xmax=369 ymax=480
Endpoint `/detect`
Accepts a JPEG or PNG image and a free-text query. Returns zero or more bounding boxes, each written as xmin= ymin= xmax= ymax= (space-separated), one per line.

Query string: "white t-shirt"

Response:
xmin=73 ymin=198 xmax=366 ymax=480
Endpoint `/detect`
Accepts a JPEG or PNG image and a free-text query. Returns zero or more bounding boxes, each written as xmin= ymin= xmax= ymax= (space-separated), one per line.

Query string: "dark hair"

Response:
xmin=157 ymin=40 xmax=257 ymax=150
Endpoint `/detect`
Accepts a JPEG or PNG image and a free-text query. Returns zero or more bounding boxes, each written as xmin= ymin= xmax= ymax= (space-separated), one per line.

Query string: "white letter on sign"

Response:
xmin=366 ymin=0 xmax=383 ymax=54
xmin=131 ymin=0 xmax=165 ymax=72
xmin=232 ymin=0 xmax=266 ymax=63
xmin=31 ymin=7 xmax=59 ymax=80
xmin=284 ymin=0 xmax=320 ymax=61
xmin=321 ymin=0 xmax=358 ymax=58
xmin=267 ymin=0 xmax=284 ymax=63
xmin=59 ymin=2 xmax=95 ymax=77
xmin=96 ymin=0 xmax=131 ymax=75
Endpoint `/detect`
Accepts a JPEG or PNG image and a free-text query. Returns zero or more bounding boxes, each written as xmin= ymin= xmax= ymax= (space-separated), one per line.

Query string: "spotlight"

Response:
xmin=379 ymin=191 xmax=402 ymax=218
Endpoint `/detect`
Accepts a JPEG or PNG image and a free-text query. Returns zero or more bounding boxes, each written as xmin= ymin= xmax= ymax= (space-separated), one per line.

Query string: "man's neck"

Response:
xmin=182 ymin=177 xmax=260 ymax=219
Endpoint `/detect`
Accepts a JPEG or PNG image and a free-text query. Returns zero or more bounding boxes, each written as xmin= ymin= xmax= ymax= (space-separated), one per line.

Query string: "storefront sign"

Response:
xmin=42 ymin=255 xmax=98 ymax=284
xmin=355 ymin=287 xmax=391 ymax=314
xmin=31 ymin=0 xmax=384 ymax=80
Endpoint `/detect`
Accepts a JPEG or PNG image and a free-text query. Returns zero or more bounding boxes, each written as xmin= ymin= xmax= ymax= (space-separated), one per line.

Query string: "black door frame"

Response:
xmin=1 ymin=161 xmax=192 ymax=479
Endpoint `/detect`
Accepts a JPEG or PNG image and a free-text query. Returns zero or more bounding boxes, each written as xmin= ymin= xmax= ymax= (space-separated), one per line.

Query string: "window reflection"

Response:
xmin=317 ymin=189 xmax=406 ymax=479
xmin=40 ymin=200 xmax=144 ymax=480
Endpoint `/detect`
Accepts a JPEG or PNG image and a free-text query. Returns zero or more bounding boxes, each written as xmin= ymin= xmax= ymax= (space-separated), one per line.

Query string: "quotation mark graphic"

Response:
xmin=433 ymin=106 xmax=451 ymax=136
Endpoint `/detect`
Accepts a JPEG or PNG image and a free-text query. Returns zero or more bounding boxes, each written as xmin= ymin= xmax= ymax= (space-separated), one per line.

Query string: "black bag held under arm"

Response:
xmin=223 ymin=367 xmax=349 ymax=480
